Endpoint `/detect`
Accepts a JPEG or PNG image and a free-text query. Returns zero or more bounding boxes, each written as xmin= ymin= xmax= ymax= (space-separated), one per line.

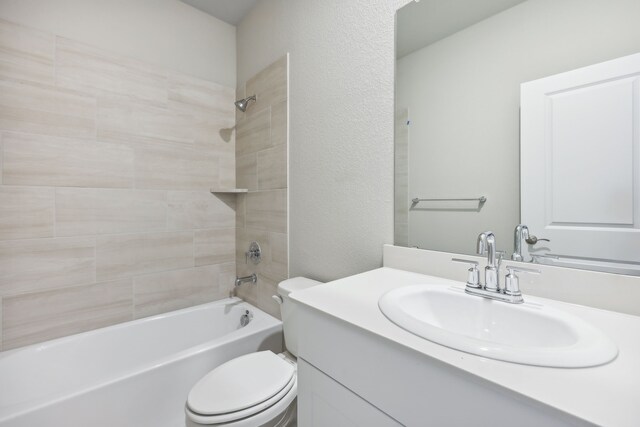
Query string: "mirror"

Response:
xmin=395 ymin=0 xmax=640 ymax=274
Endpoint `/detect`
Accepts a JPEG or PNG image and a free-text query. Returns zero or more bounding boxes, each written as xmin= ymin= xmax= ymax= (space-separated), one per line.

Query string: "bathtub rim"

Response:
xmin=0 ymin=298 xmax=282 ymax=424
xmin=0 ymin=297 xmax=277 ymax=359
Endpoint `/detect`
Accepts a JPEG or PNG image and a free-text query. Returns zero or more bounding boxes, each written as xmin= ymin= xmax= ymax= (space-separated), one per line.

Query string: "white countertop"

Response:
xmin=290 ymin=267 xmax=640 ymax=427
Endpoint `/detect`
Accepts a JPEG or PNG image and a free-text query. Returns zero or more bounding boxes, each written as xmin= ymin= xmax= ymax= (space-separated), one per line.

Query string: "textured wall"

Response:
xmin=235 ymin=56 xmax=289 ymax=319
xmin=0 ymin=19 xmax=236 ymax=350
xmin=237 ymin=0 xmax=412 ymax=282
xmin=0 ymin=0 xmax=236 ymax=86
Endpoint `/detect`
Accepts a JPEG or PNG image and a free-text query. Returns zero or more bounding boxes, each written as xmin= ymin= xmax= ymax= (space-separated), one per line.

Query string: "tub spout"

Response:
xmin=235 ymin=274 xmax=257 ymax=287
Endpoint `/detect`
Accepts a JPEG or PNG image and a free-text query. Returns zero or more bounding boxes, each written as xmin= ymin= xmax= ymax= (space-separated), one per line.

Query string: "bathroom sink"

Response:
xmin=378 ymin=285 xmax=618 ymax=367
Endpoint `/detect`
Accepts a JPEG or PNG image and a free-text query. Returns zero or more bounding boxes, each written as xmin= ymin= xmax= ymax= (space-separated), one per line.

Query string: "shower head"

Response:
xmin=234 ymin=95 xmax=256 ymax=112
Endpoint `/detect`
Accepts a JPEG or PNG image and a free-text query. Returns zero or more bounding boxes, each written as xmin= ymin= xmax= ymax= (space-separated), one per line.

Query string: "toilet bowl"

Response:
xmin=185 ymin=277 xmax=321 ymax=427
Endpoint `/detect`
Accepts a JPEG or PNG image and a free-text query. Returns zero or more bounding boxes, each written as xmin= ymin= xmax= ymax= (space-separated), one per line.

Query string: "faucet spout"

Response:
xmin=477 ymin=231 xmax=500 ymax=291
xmin=512 ymin=224 xmax=530 ymax=261
xmin=477 ymin=231 xmax=496 ymax=267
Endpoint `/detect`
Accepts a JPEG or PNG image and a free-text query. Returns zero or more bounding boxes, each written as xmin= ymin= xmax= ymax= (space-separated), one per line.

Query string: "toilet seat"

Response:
xmin=186 ymin=351 xmax=297 ymax=426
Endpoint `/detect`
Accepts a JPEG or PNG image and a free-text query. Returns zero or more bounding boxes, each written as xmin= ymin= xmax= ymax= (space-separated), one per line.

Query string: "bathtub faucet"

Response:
xmin=235 ymin=274 xmax=257 ymax=287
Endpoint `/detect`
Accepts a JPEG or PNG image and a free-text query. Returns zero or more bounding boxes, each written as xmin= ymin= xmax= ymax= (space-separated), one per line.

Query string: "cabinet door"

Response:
xmin=297 ymin=358 xmax=402 ymax=427
xmin=521 ymin=52 xmax=640 ymax=267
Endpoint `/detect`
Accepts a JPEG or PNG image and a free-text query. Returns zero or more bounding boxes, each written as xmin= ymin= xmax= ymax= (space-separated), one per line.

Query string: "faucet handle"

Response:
xmin=530 ymin=253 xmax=559 ymax=263
xmin=451 ymin=258 xmax=481 ymax=289
xmin=452 ymin=258 xmax=478 ymax=265
xmin=525 ymin=235 xmax=550 ymax=245
xmin=505 ymin=265 xmax=541 ymax=275
xmin=503 ymin=265 xmax=540 ymax=302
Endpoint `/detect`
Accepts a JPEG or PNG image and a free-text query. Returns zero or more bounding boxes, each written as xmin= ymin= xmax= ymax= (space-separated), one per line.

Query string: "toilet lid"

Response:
xmin=187 ymin=351 xmax=295 ymax=416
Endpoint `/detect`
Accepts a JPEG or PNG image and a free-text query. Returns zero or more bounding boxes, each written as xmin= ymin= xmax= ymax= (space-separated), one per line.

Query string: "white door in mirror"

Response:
xmin=379 ymin=284 xmax=618 ymax=368
xmin=521 ymin=52 xmax=640 ymax=266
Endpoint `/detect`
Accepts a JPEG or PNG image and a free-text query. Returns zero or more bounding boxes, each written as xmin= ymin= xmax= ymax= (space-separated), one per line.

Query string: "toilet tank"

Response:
xmin=277 ymin=277 xmax=322 ymax=357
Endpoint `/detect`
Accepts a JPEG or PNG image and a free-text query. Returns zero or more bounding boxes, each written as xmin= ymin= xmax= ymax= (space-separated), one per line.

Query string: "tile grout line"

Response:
xmin=0 ymin=295 xmax=3 ymax=352
xmin=53 ymin=186 xmax=57 ymax=238
xmin=0 ymin=132 xmax=3 ymax=186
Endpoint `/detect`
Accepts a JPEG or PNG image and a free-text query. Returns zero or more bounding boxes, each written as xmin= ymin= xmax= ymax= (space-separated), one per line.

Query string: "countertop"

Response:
xmin=290 ymin=267 xmax=640 ymax=427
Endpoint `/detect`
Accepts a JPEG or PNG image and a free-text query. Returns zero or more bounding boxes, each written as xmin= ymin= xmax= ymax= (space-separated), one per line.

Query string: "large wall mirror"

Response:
xmin=395 ymin=0 xmax=640 ymax=274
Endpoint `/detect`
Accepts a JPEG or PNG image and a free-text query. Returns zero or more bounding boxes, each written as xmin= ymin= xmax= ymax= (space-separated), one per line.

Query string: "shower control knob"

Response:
xmin=245 ymin=241 xmax=262 ymax=265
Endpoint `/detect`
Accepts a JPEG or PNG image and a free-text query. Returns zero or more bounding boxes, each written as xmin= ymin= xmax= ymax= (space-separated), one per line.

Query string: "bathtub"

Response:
xmin=0 ymin=298 xmax=282 ymax=427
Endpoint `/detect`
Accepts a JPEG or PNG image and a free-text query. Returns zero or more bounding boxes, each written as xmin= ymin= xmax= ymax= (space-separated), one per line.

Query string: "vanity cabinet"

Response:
xmin=295 ymin=300 xmax=589 ymax=427
xmin=297 ymin=359 xmax=401 ymax=427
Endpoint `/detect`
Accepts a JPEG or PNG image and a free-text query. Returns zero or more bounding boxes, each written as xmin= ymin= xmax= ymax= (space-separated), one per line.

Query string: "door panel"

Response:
xmin=521 ymin=52 xmax=640 ymax=264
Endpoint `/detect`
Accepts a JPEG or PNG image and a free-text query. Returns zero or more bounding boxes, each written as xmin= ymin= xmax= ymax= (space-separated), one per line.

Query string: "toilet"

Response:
xmin=185 ymin=277 xmax=321 ymax=427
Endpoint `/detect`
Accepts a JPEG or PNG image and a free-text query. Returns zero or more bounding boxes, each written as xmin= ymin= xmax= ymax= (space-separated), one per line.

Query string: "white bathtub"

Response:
xmin=0 ymin=298 xmax=282 ymax=427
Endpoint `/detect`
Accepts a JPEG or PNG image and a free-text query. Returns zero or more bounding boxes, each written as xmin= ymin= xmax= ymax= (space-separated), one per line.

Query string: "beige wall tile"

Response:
xmin=98 ymin=93 xmax=234 ymax=153
xmin=167 ymin=191 xmax=234 ymax=231
xmin=236 ymin=194 xmax=246 ymax=229
xmin=0 ymin=186 xmax=54 ymax=240
xmin=98 ymin=95 xmax=194 ymax=148
xmin=168 ymin=73 xmax=235 ymax=117
xmin=173 ymin=102 xmax=235 ymax=151
xmin=56 ymin=37 xmax=168 ymax=105
xmin=234 ymin=278 xmax=257 ymax=307
xmin=236 ymin=153 xmax=257 ymax=191
xmin=2 ymin=279 xmax=132 ymax=350
xmin=0 ymin=26 xmax=237 ymax=349
xmin=218 ymin=262 xmax=236 ymax=298
xmin=0 ymin=237 xmax=95 ymax=295
xmin=257 ymin=144 xmax=287 ymax=190
xmin=236 ymin=106 xmax=271 ymax=156
xmin=245 ymin=55 xmax=287 ymax=116
xmin=218 ymin=145 xmax=236 ymax=189
xmin=134 ymin=144 xmax=219 ymax=191
xmin=0 ymin=19 xmax=55 ymax=85
xmin=96 ymin=231 xmax=193 ymax=281
xmin=256 ymin=274 xmax=281 ymax=319
xmin=245 ymin=190 xmax=287 ymax=234
xmin=133 ymin=265 xmax=219 ymax=319
xmin=0 ymin=80 xmax=96 ymax=139
xmin=56 ymin=188 xmax=167 ymax=237
xmin=2 ymin=132 xmax=133 ymax=188
xmin=270 ymin=100 xmax=287 ymax=147
xmin=267 ymin=232 xmax=288 ymax=281
xmin=194 ymin=228 xmax=236 ymax=266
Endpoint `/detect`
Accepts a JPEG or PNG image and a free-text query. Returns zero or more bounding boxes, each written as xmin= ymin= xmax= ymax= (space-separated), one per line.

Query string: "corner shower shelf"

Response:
xmin=210 ymin=188 xmax=249 ymax=194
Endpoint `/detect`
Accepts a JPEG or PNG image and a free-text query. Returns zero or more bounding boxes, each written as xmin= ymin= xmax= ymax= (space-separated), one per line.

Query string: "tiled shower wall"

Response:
xmin=0 ymin=19 xmax=236 ymax=350
xmin=235 ymin=56 xmax=288 ymax=319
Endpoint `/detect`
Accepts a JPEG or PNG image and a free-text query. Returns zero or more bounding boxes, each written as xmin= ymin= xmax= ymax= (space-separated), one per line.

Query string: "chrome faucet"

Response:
xmin=477 ymin=231 xmax=500 ymax=291
xmin=453 ymin=231 xmax=539 ymax=304
xmin=512 ymin=224 xmax=551 ymax=261
xmin=512 ymin=224 xmax=529 ymax=261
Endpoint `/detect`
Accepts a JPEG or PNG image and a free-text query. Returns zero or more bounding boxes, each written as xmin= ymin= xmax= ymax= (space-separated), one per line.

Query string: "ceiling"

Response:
xmin=180 ymin=0 xmax=259 ymax=25
xmin=397 ymin=0 xmax=527 ymax=58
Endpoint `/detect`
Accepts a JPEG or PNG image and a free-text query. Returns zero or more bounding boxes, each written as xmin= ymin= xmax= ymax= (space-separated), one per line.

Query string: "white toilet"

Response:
xmin=185 ymin=277 xmax=321 ymax=427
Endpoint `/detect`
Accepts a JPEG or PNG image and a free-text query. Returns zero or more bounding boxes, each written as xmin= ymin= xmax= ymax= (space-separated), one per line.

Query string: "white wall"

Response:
xmin=396 ymin=0 xmax=640 ymax=256
xmin=237 ymin=0 xmax=412 ymax=282
xmin=0 ymin=0 xmax=236 ymax=86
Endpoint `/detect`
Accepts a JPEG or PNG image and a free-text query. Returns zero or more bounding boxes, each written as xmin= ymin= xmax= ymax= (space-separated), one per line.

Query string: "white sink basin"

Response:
xmin=379 ymin=284 xmax=618 ymax=367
